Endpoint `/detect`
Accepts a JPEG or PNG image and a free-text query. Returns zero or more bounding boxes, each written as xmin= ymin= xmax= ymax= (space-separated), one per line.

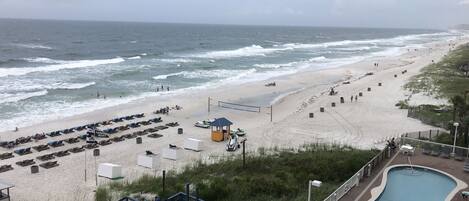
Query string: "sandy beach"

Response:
xmin=1 ymin=36 xmax=468 ymax=201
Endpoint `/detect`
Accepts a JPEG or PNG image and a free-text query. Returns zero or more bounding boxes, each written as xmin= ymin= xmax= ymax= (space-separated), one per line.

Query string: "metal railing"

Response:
xmin=322 ymin=146 xmax=391 ymax=201
xmin=402 ymin=129 xmax=444 ymax=140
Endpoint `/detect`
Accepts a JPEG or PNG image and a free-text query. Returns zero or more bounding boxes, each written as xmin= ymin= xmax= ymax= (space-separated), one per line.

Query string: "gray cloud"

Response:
xmin=0 ymin=0 xmax=467 ymax=29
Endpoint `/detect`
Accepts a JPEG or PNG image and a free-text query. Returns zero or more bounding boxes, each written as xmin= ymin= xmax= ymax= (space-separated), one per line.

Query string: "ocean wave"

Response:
xmin=153 ymin=69 xmax=257 ymax=80
xmin=13 ymin=43 xmax=54 ymax=50
xmin=49 ymin=82 xmax=96 ymax=90
xmin=188 ymin=45 xmax=288 ymax=59
xmin=0 ymin=90 xmax=48 ymax=104
xmin=253 ymin=56 xmax=326 ymax=69
xmin=152 ymin=72 xmax=184 ymax=80
xmin=127 ymin=56 xmax=141 ymax=60
xmin=157 ymin=58 xmax=196 ymax=63
xmin=23 ymin=57 xmax=66 ymax=64
xmin=0 ymin=81 xmax=96 ymax=92
xmin=0 ymin=57 xmax=125 ymax=77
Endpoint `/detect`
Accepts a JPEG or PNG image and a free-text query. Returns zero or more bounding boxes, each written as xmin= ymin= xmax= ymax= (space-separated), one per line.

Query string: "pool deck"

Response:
xmin=340 ymin=149 xmax=469 ymax=201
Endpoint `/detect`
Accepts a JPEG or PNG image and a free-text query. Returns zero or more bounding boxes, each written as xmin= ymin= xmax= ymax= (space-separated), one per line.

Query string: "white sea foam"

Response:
xmin=0 ymin=90 xmax=48 ymax=104
xmin=127 ymin=56 xmax=141 ymax=60
xmin=188 ymin=45 xmax=287 ymax=59
xmin=152 ymin=72 xmax=184 ymax=80
xmin=157 ymin=58 xmax=196 ymax=63
xmin=23 ymin=57 xmax=66 ymax=64
xmin=13 ymin=43 xmax=54 ymax=50
xmin=0 ymin=81 xmax=96 ymax=92
xmin=153 ymin=69 xmax=257 ymax=80
xmin=0 ymin=57 xmax=125 ymax=77
xmin=253 ymin=56 xmax=326 ymax=69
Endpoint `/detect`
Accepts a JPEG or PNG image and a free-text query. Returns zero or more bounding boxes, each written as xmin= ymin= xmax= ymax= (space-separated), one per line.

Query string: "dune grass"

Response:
xmin=405 ymin=43 xmax=469 ymax=98
xmin=96 ymin=144 xmax=378 ymax=201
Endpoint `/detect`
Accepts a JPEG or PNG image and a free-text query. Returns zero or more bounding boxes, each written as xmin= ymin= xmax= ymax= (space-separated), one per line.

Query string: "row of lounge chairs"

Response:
xmin=0 ymin=165 xmax=13 ymax=173
xmin=0 ymin=134 xmax=48 ymax=149
xmin=14 ymin=148 xmax=32 ymax=156
xmin=0 ymin=152 xmax=14 ymax=160
xmin=0 ymin=114 xmax=168 ymax=175
xmin=39 ymin=161 xmax=59 ymax=169
xmin=16 ymin=159 xmax=35 ymax=167
xmin=0 ymin=113 xmax=148 ymax=150
xmin=422 ymin=144 xmax=467 ymax=161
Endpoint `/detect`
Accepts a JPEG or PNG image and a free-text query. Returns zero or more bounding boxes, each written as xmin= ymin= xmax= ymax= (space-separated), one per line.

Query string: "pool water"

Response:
xmin=377 ymin=167 xmax=456 ymax=201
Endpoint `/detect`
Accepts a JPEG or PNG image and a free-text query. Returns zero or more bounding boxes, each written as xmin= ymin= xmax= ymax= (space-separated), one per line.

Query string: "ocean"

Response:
xmin=0 ymin=19 xmax=463 ymax=131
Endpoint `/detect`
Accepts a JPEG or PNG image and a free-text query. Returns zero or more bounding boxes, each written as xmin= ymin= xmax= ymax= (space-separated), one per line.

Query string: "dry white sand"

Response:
xmin=1 ymin=37 xmax=468 ymax=201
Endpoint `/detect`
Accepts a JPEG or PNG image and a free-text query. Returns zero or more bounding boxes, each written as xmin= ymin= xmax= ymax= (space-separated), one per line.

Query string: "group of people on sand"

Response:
xmin=156 ymin=85 xmax=170 ymax=92
xmin=350 ymin=95 xmax=358 ymax=102
xmin=96 ymin=91 xmax=107 ymax=99
xmin=373 ymin=62 xmax=379 ymax=67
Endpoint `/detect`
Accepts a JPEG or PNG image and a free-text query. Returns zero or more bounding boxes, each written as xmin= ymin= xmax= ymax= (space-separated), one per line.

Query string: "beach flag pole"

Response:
xmin=208 ymin=97 xmax=211 ymax=114
xmin=84 ymin=149 xmax=87 ymax=182
xmin=270 ymin=105 xmax=273 ymax=122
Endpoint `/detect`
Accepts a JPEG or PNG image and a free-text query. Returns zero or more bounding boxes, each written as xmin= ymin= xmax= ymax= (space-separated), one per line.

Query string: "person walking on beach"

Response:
xmin=350 ymin=96 xmax=353 ymax=103
xmin=355 ymin=95 xmax=358 ymax=102
xmin=167 ymin=86 xmax=170 ymax=91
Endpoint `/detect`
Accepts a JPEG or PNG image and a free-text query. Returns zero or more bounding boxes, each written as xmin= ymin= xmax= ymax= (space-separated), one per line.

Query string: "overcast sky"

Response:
xmin=0 ymin=0 xmax=468 ymax=29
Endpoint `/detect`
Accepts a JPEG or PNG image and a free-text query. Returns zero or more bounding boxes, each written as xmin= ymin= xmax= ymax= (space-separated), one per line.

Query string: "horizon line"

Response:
xmin=0 ymin=17 xmax=445 ymax=31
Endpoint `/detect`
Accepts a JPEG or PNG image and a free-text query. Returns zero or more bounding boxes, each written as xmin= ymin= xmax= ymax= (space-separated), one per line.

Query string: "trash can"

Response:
xmin=394 ymin=74 xmax=397 ymax=78
xmin=320 ymin=107 xmax=325 ymax=112
xmin=309 ymin=113 xmax=314 ymax=118
xmin=177 ymin=128 xmax=183 ymax=135
xmin=331 ymin=102 xmax=336 ymax=107
xmin=367 ymin=87 xmax=371 ymax=91
xmin=378 ymin=83 xmax=382 ymax=86
xmin=359 ymin=92 xmax=363 ymax=97
xmin=31 ymin=165 xmax=39 ymax=174
xmin=340 ymin=97 xmax=344 ymax=103
xmin=136 ymin=137 xmax=142 ymax=144
xmin=93 ymin=149 xmax=100 ymax=157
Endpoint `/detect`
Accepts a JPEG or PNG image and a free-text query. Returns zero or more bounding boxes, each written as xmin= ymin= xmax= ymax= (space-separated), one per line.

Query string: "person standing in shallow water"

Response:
xmin=350 ymin=96 xmax=353 ymax=102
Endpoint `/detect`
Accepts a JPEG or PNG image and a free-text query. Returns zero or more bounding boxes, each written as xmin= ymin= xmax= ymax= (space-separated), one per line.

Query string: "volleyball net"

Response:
xmin=217 ymin=101 xmax=261 ymax=113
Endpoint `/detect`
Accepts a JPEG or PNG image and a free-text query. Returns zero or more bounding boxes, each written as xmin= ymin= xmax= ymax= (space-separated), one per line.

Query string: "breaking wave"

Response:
xmin=0 ymin=57 xmax=125 ymax=77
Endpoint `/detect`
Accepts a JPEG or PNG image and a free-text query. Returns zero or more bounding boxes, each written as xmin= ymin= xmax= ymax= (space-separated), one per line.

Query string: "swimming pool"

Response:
xmin=371 ymin=165 xmax=467 ymax=201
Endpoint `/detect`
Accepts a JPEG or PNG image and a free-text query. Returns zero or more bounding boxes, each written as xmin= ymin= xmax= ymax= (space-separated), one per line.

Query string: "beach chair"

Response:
xmin=123 ymin=133 xmax=137 ymax=139
xmin=32 ymin=133 xmax=47 ymax=140
xmin=0 ymin=165 xmax=13 ymax=173
xmin=148 ymin=133 xmax=163 ymax=139
xmin=14 ymin=147 xmax=32 ymax=156
xmin=16 ymin=136 xmax=32 ymax=144
xmin=39 ymin=161 xmax=59 ymax=169
xmin=54 ymin=151 xmax=70 ymax=157
xmin=440 ymin=146 xmax=451 ymax=158
xmin=64 ymin=137 xmax=80 ymax=144
xmin=156 ymin=125 xmax=169 ymax=130
xmin=37 ymin=154 xmax=55 ymax=161
xmin=83 ymin=143 xmax=99 ymax=149
xmin=431 ymin=145 xmax=441 ymax=157
xmin=455 ymin=149 xmax=467 ymax=161
xmin=422 ymin=144 xmax=431 ymax=155
xmin=48 ymin=140 xmax=64 ymax=147
xmin=111 ymin=136 xmax=125 ymax=142
xmin=16 ymin=159 xmax=35 ymax=167
xmin=33 ymin=144 xmax=50 ymax=152
xmin=68 ymin=147 xmax=85 ymax=153
xmin=98 ymin=140 xmax=112 ymax=146
xmin=0 ymin=152 xmax=14 ymax=160
xmin=464 ymin=159 xmax=469 ymax=173
xmin=140 ymin=120 xmax=152 ymax=126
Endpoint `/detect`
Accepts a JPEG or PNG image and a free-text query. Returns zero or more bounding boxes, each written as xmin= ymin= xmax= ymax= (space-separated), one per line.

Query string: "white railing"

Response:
xmin=322 ymin=146 xmax=389 ymax=201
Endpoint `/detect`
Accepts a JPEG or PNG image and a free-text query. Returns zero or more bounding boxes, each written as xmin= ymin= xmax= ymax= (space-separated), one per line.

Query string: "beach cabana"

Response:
xmin=210 ymin=117 xmax=232 ymax=142
xmin=0 ymin=180 xmax=14 ymax=201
